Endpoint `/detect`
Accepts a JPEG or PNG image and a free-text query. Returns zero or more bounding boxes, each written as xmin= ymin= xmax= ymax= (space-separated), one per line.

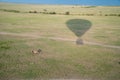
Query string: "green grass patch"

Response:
xmin=0 ymin=41 xmax=13 ymax=50
xmin=0 ymin=36 xmax=120 ymax=79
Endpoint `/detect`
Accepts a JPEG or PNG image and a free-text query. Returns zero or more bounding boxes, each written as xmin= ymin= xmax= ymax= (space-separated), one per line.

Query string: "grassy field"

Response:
xmin=0 ymin=2 xmax=120 ymax=15
xmin=0 ymin=3 xmax=120 ymax=80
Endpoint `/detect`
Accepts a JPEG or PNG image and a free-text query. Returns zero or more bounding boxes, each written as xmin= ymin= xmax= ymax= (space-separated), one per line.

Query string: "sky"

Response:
xmin=0 ymin=0 xmax=120 ymax=6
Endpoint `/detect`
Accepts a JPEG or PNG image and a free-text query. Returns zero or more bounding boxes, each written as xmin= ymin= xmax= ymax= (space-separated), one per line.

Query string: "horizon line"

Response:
xmin=0 ymin=1 xmax=120 ymax=6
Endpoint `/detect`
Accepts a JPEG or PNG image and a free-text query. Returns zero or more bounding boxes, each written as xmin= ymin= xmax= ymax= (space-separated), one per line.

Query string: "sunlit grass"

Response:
xmin=0 ymin=35 xmax=120 ymax=79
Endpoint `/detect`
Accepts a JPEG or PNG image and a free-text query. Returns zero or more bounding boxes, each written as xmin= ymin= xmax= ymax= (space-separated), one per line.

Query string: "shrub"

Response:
xmin=29 ymin=11 xmax=37 ymax=13
xmin=109 ymin=14 xmax=117 ymax=16
xmin=29 ymin=11 xmax=32 ymax=13
xmin=86 ymin=14 xmax=94 ymax=16
xmin=33 ymin=11 xmax=37 ymax=13
xmin=43 ymin=9 xmax=47 ymax=12
xmin=49 ymin=12 xmax=56 ymax=14
xmin=105 ymin=14 xmax=108 ymax=16
xmin=118 ymin=14 xmax=120 ymax=17
xmin=65 ymin=11 xmax=70 ymax=15
xmin=0 ymin=9 xmax=20 ymax=13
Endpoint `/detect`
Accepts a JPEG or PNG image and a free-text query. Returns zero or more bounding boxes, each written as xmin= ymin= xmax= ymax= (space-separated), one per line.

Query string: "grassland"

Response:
xmin=0 ymin=2 xmax=120 ymax=80
xmin=0 ymin=2 xmax=120 ymax=15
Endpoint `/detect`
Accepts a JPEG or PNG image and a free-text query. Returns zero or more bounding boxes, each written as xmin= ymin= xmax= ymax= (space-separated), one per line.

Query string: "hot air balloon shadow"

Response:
xmin=66 ymin=19 xmax=92 ymax=45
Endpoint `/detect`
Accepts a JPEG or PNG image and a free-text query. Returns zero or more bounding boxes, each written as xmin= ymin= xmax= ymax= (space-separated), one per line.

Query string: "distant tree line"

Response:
xmin=0 ymin=9 xmax=20 ymax=13
xmin=28 ymin=10 xmax=120 ymax=17
xmin=29 ymin=10 xmax=56 ymax=14
xmin=0 ymin=8 xmax=119 ymax=17
xmin=28 ymin=10 xmax=70 ymax=15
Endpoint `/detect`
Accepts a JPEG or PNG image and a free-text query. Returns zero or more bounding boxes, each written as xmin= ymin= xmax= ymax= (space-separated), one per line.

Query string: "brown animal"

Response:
xmin=32 ymin=49 xmax=42 ymax=54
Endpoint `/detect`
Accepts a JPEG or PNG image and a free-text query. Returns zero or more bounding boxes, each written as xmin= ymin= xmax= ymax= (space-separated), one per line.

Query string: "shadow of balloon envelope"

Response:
xmin=66 ymin=19 xmax=92 ymax=45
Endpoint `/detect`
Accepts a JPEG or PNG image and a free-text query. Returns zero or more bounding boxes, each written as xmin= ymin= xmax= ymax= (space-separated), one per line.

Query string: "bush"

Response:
xmin=65 ymin=11 xmax=70 ymax=15
xmin=28 ymin=11 xmax=37 ymax=13
xmin=105 ymin=14 xmax=108 ymax=16
xmin=49 ymin=12 xmax=56 ymax=14
xmin=33 ymin=11 xmax=37 ymax=13
xmin=0 ymin=9 xmax=20 ymax=13
xmin=29 ymin=11 xmax=32 ymax=13
xmin=86 ymin=14 xmax=94 ymax=16
xmin=109 ymin=14 xmax=117 ymax=16
xmin=43 ymin=9 xmax=47 ymax=12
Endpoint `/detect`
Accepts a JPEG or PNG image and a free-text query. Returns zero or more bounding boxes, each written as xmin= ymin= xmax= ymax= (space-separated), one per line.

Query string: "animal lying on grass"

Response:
xmin=32 ymin=49 xmax=42 ymax=54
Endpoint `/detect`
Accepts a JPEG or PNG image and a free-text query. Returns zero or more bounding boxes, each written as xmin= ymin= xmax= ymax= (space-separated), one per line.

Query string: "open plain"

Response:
xmin=0 ymin=3 xmax=120 ymax=80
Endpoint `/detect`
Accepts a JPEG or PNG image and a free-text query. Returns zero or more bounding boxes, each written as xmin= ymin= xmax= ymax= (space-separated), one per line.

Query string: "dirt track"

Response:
xmin=0 ymin=32 xmax=120 ymax=49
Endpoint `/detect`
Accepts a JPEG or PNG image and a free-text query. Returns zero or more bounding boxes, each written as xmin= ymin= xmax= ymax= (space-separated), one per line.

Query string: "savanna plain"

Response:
xmin=0 ymin=3 xmax=120 ymax=80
